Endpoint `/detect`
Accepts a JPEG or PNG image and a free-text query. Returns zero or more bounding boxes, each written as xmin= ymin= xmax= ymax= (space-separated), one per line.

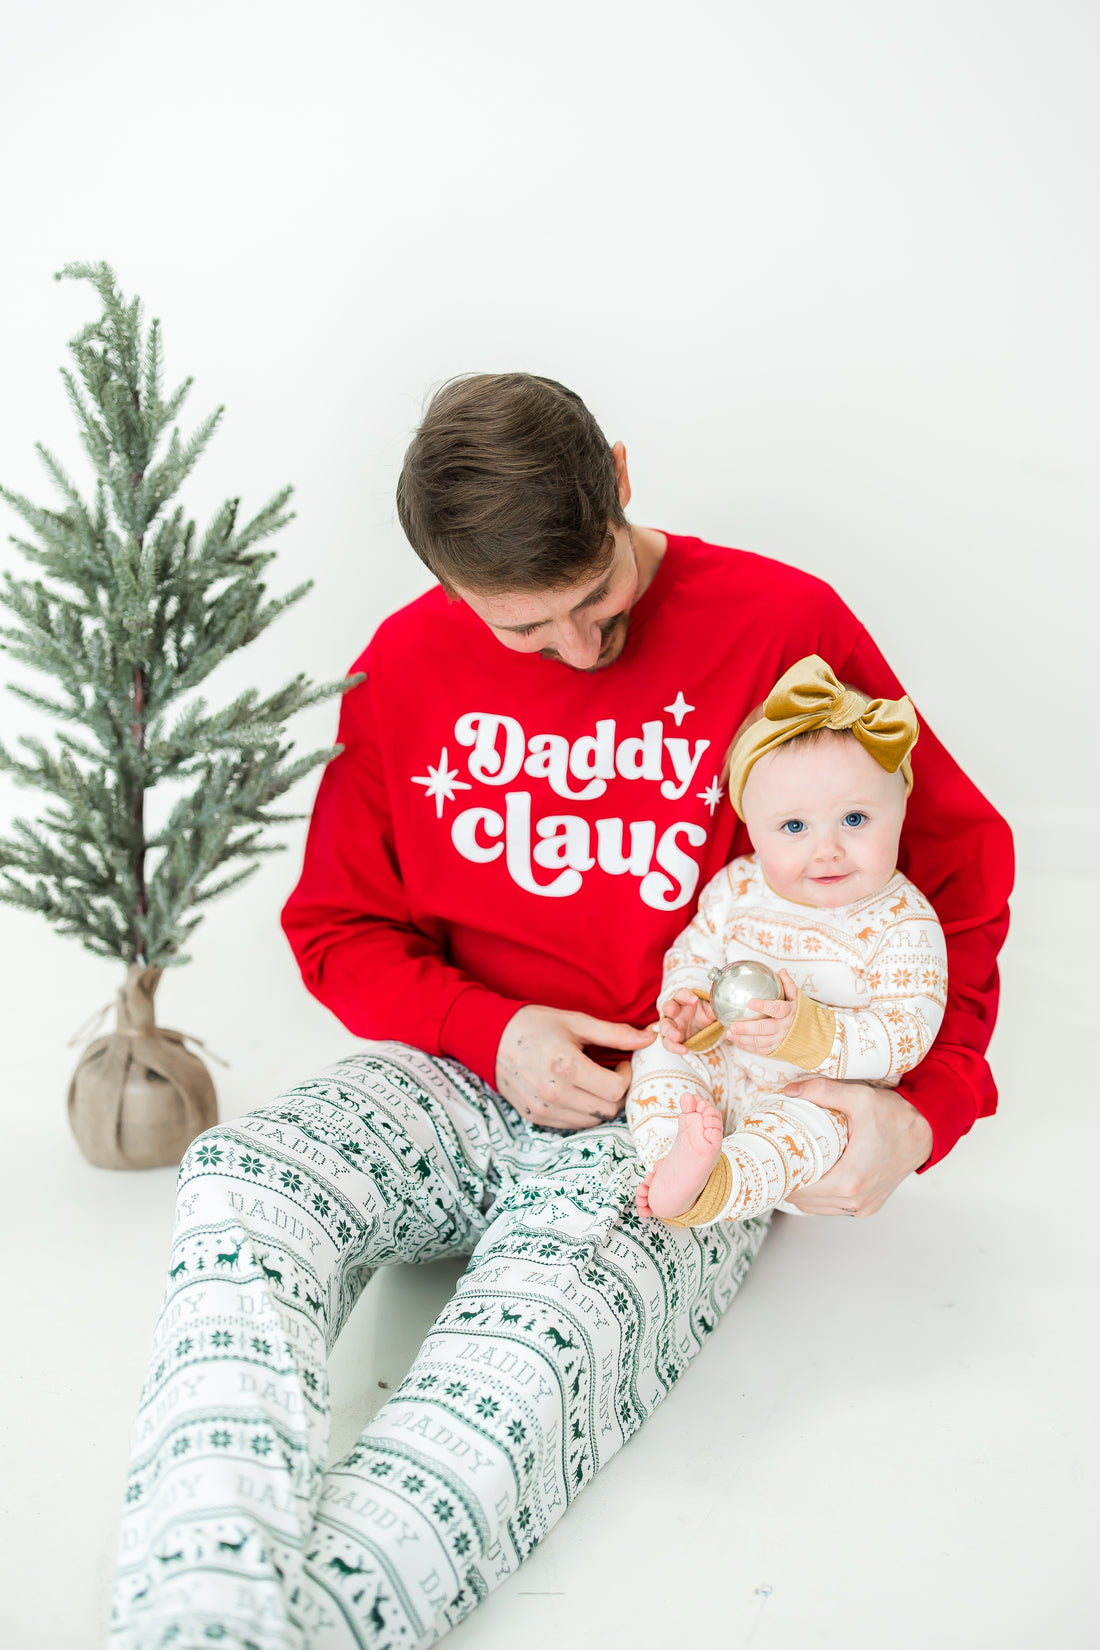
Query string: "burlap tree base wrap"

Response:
xmin=68 ymin=964 xmax=218 ymax=1169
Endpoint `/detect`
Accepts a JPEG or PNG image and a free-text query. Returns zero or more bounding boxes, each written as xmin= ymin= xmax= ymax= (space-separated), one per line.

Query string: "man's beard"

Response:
xmin=538 ymin=610 xmax=631 ymax=672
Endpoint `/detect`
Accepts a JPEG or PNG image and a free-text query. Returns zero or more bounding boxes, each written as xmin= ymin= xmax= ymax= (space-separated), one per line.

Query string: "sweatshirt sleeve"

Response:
xmin=280 ymin=664 xmax=529 ymax=1085
xmin=836 ymin=625 xmax=1014 ymax=1167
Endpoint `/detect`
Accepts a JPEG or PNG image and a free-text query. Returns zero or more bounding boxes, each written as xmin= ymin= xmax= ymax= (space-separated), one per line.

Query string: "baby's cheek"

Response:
xmin=755 ymin=842 xmax=802 ymax=897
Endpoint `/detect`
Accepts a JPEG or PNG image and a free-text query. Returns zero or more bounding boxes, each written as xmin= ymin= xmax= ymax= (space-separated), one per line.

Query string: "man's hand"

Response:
xmin=783 ymin=1076 xmax=934 ymax=1216
xmin=496 ymin=1004 xmax=656 ymax=1131
xmin=726 ymin=968 xmax=799 ymax=1057
xmin=658 ymin=989 xmax=716 ymax=1048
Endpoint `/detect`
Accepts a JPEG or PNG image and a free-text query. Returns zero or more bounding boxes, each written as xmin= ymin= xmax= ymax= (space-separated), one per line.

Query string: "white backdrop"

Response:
xmin=1 ymin=0 xmax=1097 ymax=1106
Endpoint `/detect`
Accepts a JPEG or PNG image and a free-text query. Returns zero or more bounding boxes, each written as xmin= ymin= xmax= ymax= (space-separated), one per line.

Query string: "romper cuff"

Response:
xmin=665 ymin=1154 xmax=734 ymax=1227
xmin=683 ymin=989 xmax=726 ymax=1053
xmin=772 ymin=990 xmax=836 ymax=1069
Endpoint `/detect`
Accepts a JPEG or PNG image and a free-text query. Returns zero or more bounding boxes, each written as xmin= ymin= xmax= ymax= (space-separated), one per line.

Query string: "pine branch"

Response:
xmin=0 ymin=262 xmax=358 ymax=967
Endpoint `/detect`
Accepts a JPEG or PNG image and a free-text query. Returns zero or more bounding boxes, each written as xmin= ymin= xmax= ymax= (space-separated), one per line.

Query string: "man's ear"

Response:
xmin=611 ymin=441 xmax=632 ymax=510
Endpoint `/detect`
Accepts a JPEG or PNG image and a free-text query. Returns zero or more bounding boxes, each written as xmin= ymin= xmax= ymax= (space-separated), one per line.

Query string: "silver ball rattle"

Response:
xmin=707 ymin=960 xmax=783 ymax=1024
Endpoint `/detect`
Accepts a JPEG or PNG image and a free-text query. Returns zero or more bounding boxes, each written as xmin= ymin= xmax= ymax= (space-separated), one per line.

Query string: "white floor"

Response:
xmin=3 ymin=869 xmax=1097 ymax=1649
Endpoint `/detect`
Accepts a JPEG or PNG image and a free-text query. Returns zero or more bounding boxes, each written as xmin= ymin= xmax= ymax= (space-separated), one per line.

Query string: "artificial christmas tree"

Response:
xmin=0 ymin=262 xmax=356 ymax=1167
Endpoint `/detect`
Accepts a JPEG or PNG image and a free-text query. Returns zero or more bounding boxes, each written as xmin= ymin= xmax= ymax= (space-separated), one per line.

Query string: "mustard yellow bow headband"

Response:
xmin=727 ymin=655 xmax=919 ymax=819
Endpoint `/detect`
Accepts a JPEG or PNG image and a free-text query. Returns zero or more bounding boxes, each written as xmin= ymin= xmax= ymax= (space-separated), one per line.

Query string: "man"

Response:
xmin=110 ymin=374 xmax=1012 ymax=1649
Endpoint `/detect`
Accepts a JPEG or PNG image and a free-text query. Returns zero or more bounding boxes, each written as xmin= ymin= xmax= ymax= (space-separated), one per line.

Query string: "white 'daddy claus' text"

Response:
xmin=438 ymin=713 xmax=714 ymax=909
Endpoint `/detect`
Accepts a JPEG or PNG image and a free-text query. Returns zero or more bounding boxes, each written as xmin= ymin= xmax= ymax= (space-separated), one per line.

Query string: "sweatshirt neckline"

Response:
xmin=627 ymin=529 xmax=685 ymax=633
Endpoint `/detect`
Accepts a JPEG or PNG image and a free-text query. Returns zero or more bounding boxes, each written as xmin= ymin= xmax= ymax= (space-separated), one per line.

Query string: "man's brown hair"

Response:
xmin=396 ymin=373 xmax=625 ymax=595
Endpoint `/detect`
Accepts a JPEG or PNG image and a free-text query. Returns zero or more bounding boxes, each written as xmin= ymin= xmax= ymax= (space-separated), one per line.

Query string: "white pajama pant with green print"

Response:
xmin=110 ymin=1043 xmax=769 ymax=1649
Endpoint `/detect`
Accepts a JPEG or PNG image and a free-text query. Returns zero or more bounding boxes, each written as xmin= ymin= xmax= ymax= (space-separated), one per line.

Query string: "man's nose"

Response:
xmin=553 ymin=619 xmax=602 ymax=669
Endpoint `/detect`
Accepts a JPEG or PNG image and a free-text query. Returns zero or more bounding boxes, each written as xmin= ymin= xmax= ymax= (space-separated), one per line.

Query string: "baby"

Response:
xmin=627 ymin=654 xmax=948 ymax=1227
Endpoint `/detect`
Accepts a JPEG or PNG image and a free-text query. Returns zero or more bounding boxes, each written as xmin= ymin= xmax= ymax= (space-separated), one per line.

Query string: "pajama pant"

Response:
xmin=109 ymin=1044 xmax=770 ymax=1649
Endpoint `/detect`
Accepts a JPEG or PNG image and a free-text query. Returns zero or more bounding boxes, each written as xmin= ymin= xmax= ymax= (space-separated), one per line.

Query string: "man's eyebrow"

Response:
xmin=573 ymin=574 xmax=613 ymax=611
xmin=493 ymin=541 xmax=616 ymax=633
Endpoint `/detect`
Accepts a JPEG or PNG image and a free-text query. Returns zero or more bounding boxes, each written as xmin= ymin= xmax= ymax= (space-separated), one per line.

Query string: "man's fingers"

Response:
xmin=563 ymin=1053 xmax=630 ymax=1108
xmin=787 ymin=1179 xmax=884 ymax=1217
xmin=567 ymin=1013 xmax=656 ymax=1050
xmin=519 ymin=1090 xmax=620 ymax=1130
xmin=784 ymin=1077 xmax=858 ymax=1112
xmin=786 ymin=1192 xmax=878 ymax=1217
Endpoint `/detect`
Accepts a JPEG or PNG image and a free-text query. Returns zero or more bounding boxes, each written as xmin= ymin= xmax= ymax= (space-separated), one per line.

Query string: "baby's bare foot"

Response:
xmin=642 ymin=1094 xmax=725 ymax=1220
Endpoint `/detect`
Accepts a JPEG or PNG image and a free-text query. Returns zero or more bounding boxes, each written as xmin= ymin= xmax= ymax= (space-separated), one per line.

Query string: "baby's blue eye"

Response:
xmin=843 ymin=812 xmax=867 ymax=828
xmin=781 ymin=820 xmax=806 ymax=834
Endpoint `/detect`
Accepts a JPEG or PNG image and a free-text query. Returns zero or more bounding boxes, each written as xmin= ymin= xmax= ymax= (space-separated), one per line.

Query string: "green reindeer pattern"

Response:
xmin=111 ymin=1045 xmax=768 ymax=1648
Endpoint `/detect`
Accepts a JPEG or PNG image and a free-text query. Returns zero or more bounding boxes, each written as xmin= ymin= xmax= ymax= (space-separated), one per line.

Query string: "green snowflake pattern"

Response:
xmin=195 ymin=1144 xmax=224 ymax=1167
xmin=279 ymin=1170 xmax=303 ymax=1193
xmin=251 ymin=1435 xmax=272 ymax=1456
xmin=251 ymin=1338 xmax=271 ymax=1356
xmin=453 ymin=1532 xmax=471 ymax=1556
xmin=336 ymin=1220 xmax=353 ymax=1244
xmin=210 ymin=1430 xmax=232 ymax=1448
xmin=476 ymin=1396 xmax=499 ymax=1419
xmin=210 ymin=1330 xmax=233 ymax=1348
xmin=370 ymin=1460 xmax=393 ymax=1478
xmin=238 ymin=1153 xmax=264 ymax=1177
xmin=172 ymin=1437 xmax=191 ymax=1456
xmin=432 ymin=1498 xmax=455 ymax=1523
xmin=175 ymin=1338 xmax=193 ymax=1357
xmin=125 ymin=1483 xmax=142 ymax=1503
xmin=312 ymin=1193 xmax=331 ymax=1217
xmin=507 ymin=1420 xmax=526 ymax=1443
xmin=402 ymin=1474 xmax=425 ymax=1494
xmin=444 ymin=1382 xmax=467 ymax=1398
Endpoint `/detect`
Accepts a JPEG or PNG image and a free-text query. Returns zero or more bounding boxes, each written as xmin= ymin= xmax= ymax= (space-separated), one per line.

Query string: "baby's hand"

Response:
xmin=725 ymin=968 xmax=799 ymax=1057
xmin=659 ymin=989 xmax=716 ymax=1048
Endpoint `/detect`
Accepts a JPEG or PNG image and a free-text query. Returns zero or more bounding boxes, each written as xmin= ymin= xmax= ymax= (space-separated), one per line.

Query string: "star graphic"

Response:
xmin=664 ymin=691 xmax=695 ymax=726
xmin=411 ymin=747 xmax=472 ymax=819
xmin=697 ymin=775 xmax=723 ymax=815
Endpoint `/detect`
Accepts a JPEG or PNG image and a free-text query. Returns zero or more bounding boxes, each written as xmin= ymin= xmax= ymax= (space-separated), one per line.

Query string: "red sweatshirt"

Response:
xmin=282 ymin=533 xmax=1013 ymax=1168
